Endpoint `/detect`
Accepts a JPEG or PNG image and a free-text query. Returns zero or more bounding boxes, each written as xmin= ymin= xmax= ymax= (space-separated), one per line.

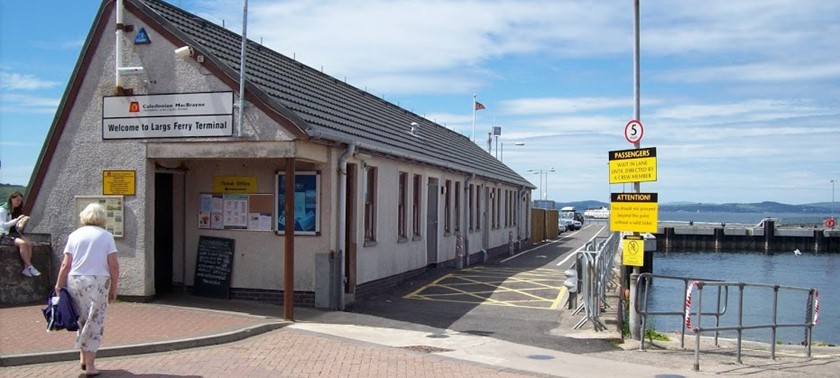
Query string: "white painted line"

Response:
xmin=556 ymin=225 xmax=606 ymax=267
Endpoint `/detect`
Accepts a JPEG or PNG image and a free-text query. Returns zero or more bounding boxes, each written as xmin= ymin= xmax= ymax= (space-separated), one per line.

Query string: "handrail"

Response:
xmin=635 ymin=273 xmax=819 ymax=371
xmin=635 ymin=273 xmax=728 ymax=350
xmin=687 ymin=281 xmax=818 ymax=371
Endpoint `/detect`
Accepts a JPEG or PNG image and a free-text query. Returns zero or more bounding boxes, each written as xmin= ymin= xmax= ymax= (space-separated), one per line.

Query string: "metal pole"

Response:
xmin=629 ymin=0 xmax=643 ymax=341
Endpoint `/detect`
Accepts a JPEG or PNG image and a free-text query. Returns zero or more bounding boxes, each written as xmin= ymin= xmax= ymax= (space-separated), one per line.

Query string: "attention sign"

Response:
xmin=103 ymin=170 xmax=136 ymax=195
xmin=609 ymin=147 xmax=657 ymax=184
xmin=610 ymin=192 xmax=659 ymax=233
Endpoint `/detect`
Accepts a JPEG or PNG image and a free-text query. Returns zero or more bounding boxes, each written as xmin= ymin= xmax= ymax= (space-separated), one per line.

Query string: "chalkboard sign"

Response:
xmin=193 ymin=236 xmax=235 ymax=298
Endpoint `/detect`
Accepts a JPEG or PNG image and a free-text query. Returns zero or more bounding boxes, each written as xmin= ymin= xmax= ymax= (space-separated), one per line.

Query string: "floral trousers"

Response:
xmin=68 ymin=275 xmax=111 ymax=352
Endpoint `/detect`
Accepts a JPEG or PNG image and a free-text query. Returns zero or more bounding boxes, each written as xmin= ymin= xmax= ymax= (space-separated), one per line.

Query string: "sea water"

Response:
xmin=645 ymin=251 xmax=838 ymax=345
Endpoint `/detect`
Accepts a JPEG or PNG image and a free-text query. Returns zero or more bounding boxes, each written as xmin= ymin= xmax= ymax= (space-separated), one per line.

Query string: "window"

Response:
xmin=491 ymin=188 xmax=497 ymax=229
xmin=454 ymin=182 xmax=461 ymax=233
xmin=398 ymin=172 xmax=407 ymax=239
xmin=496 ymin=188 xmax=501 ymax=229
xmin=364 ymin=166 xmax=377 ymax=242
xmin=468 ymin=184 xmax=474 ymax=231
xmin=412 ymin=174 xmax=422 ymax=238
xmin=475 ymin=185 xmax=481 ymax=231
xmin=444 ymin=180 xmax=451 ymax=234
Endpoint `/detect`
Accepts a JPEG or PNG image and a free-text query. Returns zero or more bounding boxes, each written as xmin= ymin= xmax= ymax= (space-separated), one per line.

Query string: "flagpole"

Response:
xmin=472 ymin=94 xmax=477 ymax=143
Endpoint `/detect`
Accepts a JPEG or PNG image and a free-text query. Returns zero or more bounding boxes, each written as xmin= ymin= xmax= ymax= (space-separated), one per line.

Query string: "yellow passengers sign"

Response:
xmin=608 ymin=147 xmax=657 ymax=184
xmin=610 ymin=192 xmax=659 ymax=233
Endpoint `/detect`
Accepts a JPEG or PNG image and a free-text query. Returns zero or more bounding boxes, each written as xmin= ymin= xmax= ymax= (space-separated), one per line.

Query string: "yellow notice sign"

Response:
xmin=609 ymin=147 xmax=657 ymax=184
xmin=623 ymin=235 xmax=645 ymax=266
xmin=102 ymin=170 xmax=135 ymax=195
xmin=610 ymin=192 xmax=659 ymax=233
xmin=214 ymin=176 xmax=257 ymax=193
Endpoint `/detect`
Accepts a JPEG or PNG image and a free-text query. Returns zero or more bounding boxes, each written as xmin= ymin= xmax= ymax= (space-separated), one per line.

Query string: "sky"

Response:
xmin=1 ymin=0 xmax=839 ymax=205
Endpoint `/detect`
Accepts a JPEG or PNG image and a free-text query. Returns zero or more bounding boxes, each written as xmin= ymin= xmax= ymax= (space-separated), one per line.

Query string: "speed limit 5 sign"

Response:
xmin=624 ymin=119 xmax=644 ymax=144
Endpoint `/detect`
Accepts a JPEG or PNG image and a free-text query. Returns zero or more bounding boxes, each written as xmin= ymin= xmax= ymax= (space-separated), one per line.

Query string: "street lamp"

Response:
xmin=832 ymin=179 xmax=838 ymax=222
xmin=500 ymin=142 xmax=524 ymax=162
xmin=527 ymin=168 xmax=555 ymax=200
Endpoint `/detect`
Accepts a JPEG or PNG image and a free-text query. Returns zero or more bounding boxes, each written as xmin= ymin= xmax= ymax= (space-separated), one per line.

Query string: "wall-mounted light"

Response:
xmin=174 ymin=46 xmax=194 ymax=59
xmin=117 ymin=66 xmax=145 ymax=76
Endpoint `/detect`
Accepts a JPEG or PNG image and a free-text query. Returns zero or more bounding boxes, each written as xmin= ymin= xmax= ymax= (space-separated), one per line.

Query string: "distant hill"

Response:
xmin=659 ymin=201 xmax=832 ymax=213
xmin=0 ymin=183 xmax=26 ymax=203
xmin=544 ymin=200 xmax=833 ymax=214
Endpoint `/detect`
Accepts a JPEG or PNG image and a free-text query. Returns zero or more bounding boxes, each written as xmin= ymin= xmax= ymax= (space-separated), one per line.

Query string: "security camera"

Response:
xmin=174 ymin=46 xmax=194 ymax=59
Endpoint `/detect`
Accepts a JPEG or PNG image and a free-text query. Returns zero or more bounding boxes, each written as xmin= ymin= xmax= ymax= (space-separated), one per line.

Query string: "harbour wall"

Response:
xmin=654 ymin=220 xmax=840 ymax=253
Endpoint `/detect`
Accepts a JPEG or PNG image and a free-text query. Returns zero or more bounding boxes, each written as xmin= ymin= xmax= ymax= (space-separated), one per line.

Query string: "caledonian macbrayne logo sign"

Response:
xmin=610 ymin=192 xmax=659 ymax=233
xmin=609 ymin=147 xmax=657 ymax=184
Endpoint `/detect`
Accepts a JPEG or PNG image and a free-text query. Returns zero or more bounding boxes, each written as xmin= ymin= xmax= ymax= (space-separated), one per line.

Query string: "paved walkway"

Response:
xmin=1 ymin=294 xmax=838 ymax=377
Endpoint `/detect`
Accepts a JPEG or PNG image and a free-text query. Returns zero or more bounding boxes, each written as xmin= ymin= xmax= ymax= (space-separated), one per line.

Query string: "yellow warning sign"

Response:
xmin=623 ymin=235 xmax=645 ymax=266
xmin=609 ymin=147 xmax=657 ymax=184
xmin=610 ymin=192 xmax=658 ymax=233
xmin=103 ymin=170 xmax=135 ymax=196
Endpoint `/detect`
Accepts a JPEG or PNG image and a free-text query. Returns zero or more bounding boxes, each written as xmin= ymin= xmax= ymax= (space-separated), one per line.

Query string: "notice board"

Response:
xmin=193 ymin=236 xmax=235 ymax=298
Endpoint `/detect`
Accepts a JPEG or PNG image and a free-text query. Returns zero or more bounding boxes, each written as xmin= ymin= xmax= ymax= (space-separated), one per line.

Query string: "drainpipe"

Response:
xmin=115 ymin=0 xmax=124 ymax=90
xmin=462 ymin=173 xmax=475 ymax=268
xmin=237 ymin=0 xmax=248 ymax=137
xmin=337 ymin=143 xmax=355 ymax=310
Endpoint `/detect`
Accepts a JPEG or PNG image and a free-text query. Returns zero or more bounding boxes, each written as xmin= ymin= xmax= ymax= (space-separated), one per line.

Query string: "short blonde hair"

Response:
xmin=80 ymin=203 xmax=107 ymax=227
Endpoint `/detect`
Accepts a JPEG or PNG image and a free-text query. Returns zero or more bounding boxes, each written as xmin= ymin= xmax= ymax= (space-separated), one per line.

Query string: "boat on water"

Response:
xmin=584 ymin=206 xmax=610 ymax=219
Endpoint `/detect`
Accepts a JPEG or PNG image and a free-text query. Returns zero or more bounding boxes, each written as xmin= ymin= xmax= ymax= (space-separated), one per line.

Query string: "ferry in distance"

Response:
xmin=584 ymin=206 xmax=610 ymax=219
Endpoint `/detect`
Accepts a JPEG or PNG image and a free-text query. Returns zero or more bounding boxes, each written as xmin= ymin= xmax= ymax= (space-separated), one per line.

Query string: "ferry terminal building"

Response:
xmin=24 ymin=0 xmax=536 ymax=308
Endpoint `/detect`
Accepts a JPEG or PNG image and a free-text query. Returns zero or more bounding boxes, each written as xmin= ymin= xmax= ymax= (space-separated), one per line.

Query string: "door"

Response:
xmin=154 ymin=172 xmax=174 ymax=295
xmin=426 ymin=178 xmax=439 ymax=267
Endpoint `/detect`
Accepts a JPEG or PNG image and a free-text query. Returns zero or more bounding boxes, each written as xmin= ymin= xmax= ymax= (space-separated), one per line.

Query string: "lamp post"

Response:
xmin=528 ymin=168 xmax=555 ymax=200
xmin=500 ymin=142 xmax=524 ymax=162
xmin=832 ymin=179 xmax=837 ymax=223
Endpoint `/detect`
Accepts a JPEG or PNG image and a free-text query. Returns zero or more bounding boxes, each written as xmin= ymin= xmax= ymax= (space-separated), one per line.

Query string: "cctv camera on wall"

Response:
xmin=174 ymin=46 xmax=194 ymax=59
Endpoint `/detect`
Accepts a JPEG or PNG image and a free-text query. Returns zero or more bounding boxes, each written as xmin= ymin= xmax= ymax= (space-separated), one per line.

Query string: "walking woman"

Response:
xmin=0 ymin=191 xmax=40 ymax=277
xmin=55 ymin=203 xmax=119 ymax=376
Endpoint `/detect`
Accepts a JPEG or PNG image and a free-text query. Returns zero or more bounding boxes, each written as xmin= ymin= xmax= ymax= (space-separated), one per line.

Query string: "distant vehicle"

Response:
xmin=584 ymin=206 xmax=610 ymax=219
xmin=559 ymin=206 xmax=583 ymax=231
xmin=558 ymin=222 xmax=567 ymax=234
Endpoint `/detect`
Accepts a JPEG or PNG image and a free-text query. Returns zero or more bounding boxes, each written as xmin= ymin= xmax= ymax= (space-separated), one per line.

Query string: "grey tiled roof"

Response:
xmin=135 ymin=0 xmax=533 ymax=188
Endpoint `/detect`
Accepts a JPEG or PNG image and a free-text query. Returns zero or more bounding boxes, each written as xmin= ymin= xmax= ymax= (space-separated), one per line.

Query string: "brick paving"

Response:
xmin=0 ymin=328 xmax=539 ymax=377
xmin=0 ymin=301 xmax=271 ymax=355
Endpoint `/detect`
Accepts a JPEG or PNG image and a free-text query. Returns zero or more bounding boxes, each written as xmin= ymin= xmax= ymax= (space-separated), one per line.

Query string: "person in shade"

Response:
xmin=0 ymin=191 xmax=40 ymax=277
xmin=55 ymin=203 xmax=120 ymax=377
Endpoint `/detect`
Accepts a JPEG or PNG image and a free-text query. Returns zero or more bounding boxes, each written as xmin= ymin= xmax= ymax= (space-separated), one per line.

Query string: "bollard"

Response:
xmin=455 ymin=232 xmax=464 ymax=269
xmin=629 ymin=270 xmax=641 ymax=340
xmin=508 ymin=230 xmax=514 ymax=256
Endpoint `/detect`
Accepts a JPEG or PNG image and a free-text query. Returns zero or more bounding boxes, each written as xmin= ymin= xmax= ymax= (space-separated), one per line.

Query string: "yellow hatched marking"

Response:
xmin=404 ymin=267 xmax=568 ymax=309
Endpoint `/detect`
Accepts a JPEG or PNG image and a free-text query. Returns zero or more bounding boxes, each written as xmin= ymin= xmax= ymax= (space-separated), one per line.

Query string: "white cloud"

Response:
xmin=0 ymin=93 xmax=60 ymax=113
xmin=0 ymin=72 xmax=60 ymax=90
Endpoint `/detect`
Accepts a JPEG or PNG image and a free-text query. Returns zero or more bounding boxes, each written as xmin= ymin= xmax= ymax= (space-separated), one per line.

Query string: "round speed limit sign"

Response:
xmin=624 ymin=119 xmax=644 ymax=144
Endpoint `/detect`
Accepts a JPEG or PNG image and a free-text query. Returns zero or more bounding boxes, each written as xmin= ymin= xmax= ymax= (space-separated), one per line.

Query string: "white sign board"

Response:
xmin=102 ymin=92 xmax=233 ymax=140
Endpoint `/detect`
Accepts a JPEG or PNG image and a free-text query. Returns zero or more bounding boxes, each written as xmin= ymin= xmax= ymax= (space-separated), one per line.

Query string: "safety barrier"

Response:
xmin=635 ymin=273 xmax=819 ymax=371
xmin=571 ymin=232 xmax=620 ymax=330
xmin=635 ymin=273 xmax=728 ymax=350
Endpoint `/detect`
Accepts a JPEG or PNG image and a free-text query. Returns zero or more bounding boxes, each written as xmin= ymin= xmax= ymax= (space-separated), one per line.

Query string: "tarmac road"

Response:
xmin=343 ymin=222 xmax=619 ymax=355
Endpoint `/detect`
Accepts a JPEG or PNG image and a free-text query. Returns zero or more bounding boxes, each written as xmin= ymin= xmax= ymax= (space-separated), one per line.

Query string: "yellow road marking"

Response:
xmin=404 ymin=267 xmax=568 ymax=310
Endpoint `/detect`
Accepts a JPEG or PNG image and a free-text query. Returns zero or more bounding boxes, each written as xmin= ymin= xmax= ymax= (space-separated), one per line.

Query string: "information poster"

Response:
xmin=199 ymin=193 xmax=274 ymax=231
xmin=223 ymin=194 xmax=248 ymax=229
xmin=276 ymin=171 xmax=320 ymax=235
xmin=74 ymin=195 xmax=125 ymax=238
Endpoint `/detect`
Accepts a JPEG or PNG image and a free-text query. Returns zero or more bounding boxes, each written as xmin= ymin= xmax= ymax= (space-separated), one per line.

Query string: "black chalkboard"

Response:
xmin=193 ymin=236 xmax=235 ymax=298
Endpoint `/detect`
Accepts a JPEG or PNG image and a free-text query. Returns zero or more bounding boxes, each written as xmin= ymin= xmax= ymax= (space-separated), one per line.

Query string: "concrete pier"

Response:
xmin=655 ymin=222 xmax=839 ymax=253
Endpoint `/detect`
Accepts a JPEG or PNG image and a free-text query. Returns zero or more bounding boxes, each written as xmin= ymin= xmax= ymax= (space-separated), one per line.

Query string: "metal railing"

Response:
xmin=635 ymin=273 xmax=819 ymax=371
xmin=572 ymin=232 xmax=620 ymax=330
xmin=635 ymin=273 xmax=728 ymax=350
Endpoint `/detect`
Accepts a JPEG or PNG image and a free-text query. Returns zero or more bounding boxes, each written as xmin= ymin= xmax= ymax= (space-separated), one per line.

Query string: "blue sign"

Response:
xmin=134 ymin=27 xmax=150 ymax=45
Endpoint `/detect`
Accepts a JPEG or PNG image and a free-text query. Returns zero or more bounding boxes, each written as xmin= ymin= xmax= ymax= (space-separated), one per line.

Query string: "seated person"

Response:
xmin=0 ymin=191 xmax=40 ymax=277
